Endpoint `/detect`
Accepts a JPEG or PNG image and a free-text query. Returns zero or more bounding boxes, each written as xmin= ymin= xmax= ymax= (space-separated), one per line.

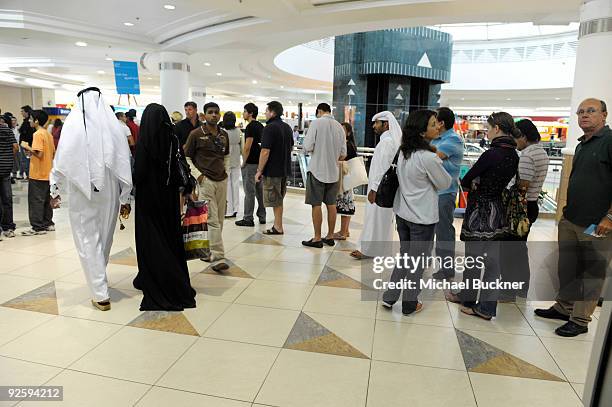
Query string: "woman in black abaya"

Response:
xmin=133 ymin=103 xmax=196 ymax=311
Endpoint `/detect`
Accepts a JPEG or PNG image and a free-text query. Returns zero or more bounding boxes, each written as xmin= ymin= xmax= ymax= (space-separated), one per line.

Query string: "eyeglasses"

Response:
xmin=576 ymin=108 xmax=602 ymax=115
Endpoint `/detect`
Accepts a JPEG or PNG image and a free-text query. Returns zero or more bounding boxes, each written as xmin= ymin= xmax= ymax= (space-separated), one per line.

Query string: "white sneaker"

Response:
xmin=3 ymin=230 xmax=15 ymax=238
xmin=46 ymin=225 xmax=56 ymax=232
xmin=21 ymin=229 xmax=46 ymax=236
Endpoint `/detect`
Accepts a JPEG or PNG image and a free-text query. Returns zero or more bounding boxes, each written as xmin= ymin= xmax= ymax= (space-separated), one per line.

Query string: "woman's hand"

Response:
xmin=184 ymin=193 xmax=194 ymax=202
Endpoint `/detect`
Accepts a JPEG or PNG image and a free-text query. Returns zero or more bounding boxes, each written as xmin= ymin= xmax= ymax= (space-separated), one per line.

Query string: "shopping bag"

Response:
xmin=182 ymin=200 xmax=210 ymax=260
xmin=342 ymin=156 xmax=368 ymax=191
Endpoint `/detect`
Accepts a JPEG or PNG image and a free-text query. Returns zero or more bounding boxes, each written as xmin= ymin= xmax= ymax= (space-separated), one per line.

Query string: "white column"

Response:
xmin=566 ymin=0 xmax=612 ymax=152
xmin=557 ymin=0 xmax=612 ymax=220
xmin=189 ymin=86 xmax=207 ymax=112
xmin=159 ymin=51 xmax=190 ymax=115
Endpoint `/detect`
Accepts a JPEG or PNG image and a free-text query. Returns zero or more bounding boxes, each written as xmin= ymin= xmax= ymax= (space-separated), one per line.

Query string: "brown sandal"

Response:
xmin=350 ymin=250 xmax=372 ymax=260
xmin=332 ymin=232 xmax=347 ymax=240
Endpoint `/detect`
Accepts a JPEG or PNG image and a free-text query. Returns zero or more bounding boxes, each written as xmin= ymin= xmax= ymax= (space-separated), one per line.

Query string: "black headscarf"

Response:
xmin=137 ymin=103 xmax=173 ymax=163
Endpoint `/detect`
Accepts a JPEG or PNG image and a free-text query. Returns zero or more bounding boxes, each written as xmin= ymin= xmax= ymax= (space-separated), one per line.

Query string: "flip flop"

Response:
xmin=332 ymin=232 xmax=347 ymax=240
xmin=350 ymin=250 xmax=372 ymax=260
xmin=263 ymin=226 xmax=284 ymax=235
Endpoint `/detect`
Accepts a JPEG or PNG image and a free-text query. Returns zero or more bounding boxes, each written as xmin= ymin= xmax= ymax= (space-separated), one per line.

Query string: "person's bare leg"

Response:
xmin=341 ymin=215 xmax=351 ymax=237
xmin=312 ymin=205 xmax=323 ymax=241
xmin=325 ymin=204 xmax=337 ymax=239
xmin=273 ymin=206 xmax=284 ymax=233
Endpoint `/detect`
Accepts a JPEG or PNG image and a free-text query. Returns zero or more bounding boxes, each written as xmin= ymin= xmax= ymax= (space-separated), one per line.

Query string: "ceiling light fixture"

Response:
xmin=280 ymin=85 xmax=284 ymax=89
xmin=555 ymin=97 xmax=561 ymax=100
xmin=97 ymin=70 xmax=105 ymax=74
xmin=252 ymin=80 xmax=258 ymax=84
xmin=105 ymin=57 xmax=113 ymax=61
xmin=164 ymin=4 xmax=176 ymax=10
xmin=216 ymin=72 xmax=222 ymax=76
xmin=75 ymin=41 xmax=88 ymax=47
xmin=28 ymin=68 xmax=39 ymax=73
xmin=204 ymin=62 xmax=211 ymax=66
xmin=124 ymin=22 xmax=134 ymax=26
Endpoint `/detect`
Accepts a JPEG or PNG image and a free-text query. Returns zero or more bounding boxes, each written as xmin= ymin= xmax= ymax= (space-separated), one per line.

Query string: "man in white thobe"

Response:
xmin=49 ymin=88 xmax=132 ymax=311
xmin=351 ymin=111 xmax=402 ymax=259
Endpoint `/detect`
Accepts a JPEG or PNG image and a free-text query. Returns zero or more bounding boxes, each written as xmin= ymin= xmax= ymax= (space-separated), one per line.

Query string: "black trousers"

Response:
xmin=28 ymin=179 xmax=54 ymax=231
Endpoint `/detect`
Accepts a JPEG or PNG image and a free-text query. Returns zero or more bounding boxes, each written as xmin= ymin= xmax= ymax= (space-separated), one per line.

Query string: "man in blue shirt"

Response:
xmin=431 ymin=107 xmax=464 ymax=280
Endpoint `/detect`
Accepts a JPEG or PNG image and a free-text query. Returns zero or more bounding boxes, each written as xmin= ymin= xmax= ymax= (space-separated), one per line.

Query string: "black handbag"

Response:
xmin=375 ymin=149 xmax=400 ymax=208
xmin=168 ymin=132 xmax=196 ymax=193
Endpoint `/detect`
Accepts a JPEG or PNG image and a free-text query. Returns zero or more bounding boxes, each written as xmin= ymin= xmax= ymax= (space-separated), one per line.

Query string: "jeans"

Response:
xmin=435 ymin=192 xmax=457 ymax=277
xmin=0 ymin=175 xmax=15 ymax=232
xmin=28 ymin=179 xmax=54 ymax=231
xmin=460 ymin=240 xmax=502 ymax=317
xmin=382 ymin=216 xmax=436 ymax=313
xmin=18 ymin=147 xmax=30 ymax=177
xmin=499 ymin=200 xmax=541 ymax=299
xmin=241 ymin=164 xmax=265 ymax=222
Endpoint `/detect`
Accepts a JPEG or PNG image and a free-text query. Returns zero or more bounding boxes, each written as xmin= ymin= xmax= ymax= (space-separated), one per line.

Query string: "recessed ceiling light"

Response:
xmin=124 ymin=22 xmax=134 ymax=26
xmin=105 ymin=57 xmax=113 ymax=61
xmin=164 ymin=4 xmax=176 ymax=10
xmin=506 ymin=98 xmax=512 ymax=101
xmin=28 ymin=68 xmax=39 ymax=73
xmin=204 ymin=62 xmax=211 ymax=66
xmin=216 ymin=72 xmax=222 ymax=76
xmin=154 ymin=85 xmax=160 ymax=89
xmin=555 ymin=97 xmax=561 ymax=100
xmin=97 ymin=70 xmax=105 ymax=74
xmin=147 ymin=77 xmax=152 ymax=80
xmin=460 ymin=98 xmax=465 ymax=101
xmin=252 ymin=80 xmax=258 ymax=84
xmin=280 ymin=85 xmax=284 ymax=89
xmin=75 ymin=41 xmax=88 ymax=47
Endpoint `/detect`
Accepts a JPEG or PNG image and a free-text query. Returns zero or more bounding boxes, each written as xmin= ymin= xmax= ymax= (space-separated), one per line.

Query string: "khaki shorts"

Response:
xmin=305 ymin=173 xmax=339 ymax=206
xmin=263 ymin=176 xmax=287 ymax=207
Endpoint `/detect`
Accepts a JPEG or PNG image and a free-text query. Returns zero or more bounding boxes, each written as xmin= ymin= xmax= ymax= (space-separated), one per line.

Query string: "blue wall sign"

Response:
xmin=113 ymin=61 xmax=140 ymax=95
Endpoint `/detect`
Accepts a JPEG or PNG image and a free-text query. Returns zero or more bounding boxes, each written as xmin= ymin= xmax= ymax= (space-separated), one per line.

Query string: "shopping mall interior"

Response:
xmin=0 ymin=0 xmax=611 ymax=406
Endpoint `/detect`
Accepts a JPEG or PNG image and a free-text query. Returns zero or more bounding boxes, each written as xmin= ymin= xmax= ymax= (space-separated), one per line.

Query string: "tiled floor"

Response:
xmin=0 ymin=180 xmax=599 ymax=406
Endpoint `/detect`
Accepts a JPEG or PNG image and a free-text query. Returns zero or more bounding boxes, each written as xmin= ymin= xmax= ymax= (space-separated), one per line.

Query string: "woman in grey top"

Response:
xmin=223 ymin=112 xmax=243 ymax=218
xmin=381 ymin=110 xmax=451 ymax=316
xmin=514 ymin=119 xmax=549 ymax=228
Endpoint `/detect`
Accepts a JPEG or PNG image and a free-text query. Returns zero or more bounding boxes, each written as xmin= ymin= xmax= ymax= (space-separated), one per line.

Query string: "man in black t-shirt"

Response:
xmin=255 ymin=101 xmax=294 ymax=235
xmin=174 ymin=101 xmax=201 ymax=147
xmin=236 ymin=103 xmax=266 ymax=227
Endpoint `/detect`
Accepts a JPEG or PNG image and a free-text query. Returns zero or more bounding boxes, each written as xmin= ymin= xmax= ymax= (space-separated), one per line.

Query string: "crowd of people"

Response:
xmin=0 ymin=93 xmax=610 ymax=337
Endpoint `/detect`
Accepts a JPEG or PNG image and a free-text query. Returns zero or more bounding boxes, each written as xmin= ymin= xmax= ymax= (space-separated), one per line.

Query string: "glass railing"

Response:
xmin=288 ymin=144 xmax=560 ymax=214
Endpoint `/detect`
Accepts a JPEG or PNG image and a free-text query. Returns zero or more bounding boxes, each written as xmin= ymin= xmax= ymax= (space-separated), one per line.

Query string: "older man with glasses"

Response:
xmin=535 ymin=98 xmax=612 ymax=337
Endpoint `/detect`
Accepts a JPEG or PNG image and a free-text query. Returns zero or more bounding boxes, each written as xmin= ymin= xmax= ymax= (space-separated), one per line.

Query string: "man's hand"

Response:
xmin=255 ymin=170 xmax=263 ymax=182
xmin=595 ymin=215 xmax=612 ymax=236
xmin=120 ymin=204 xmax=131 ymax=219
xmin=50 ymin=196 xmax=61 ymax=209
xmin=367 ymin=190 xmax=376 ymax=204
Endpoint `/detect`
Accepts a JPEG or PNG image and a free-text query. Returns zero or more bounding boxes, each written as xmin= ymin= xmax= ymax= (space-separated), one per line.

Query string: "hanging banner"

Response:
xmin=113 ymin=61 xmax=140 ymax=95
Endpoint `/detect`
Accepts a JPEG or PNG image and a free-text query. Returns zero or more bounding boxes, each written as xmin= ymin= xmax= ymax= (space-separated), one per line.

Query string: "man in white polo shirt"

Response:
xmin=302 ymin=103 xmax=347 ymax=248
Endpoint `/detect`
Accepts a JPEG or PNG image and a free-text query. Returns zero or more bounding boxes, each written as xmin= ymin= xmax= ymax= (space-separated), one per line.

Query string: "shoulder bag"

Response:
xmin=375 ymin=149 xmax=400 ymax=208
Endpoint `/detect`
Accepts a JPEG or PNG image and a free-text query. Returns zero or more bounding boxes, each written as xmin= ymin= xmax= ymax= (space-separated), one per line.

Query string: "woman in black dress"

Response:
xmin=449 ymin=112 xmax=519 ymax=320
xmin=133 ymin=103 xmax=196 ymax=311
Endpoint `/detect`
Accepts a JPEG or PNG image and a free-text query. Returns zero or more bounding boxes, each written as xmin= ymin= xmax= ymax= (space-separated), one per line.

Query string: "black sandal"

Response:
xmin=263 ymin=226 xmax=284 ymax=235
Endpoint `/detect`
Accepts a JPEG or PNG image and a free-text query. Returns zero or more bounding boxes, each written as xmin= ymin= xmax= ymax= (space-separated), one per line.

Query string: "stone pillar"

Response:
xmin=159 ymin=52 xmax=190 ymax=115
xmin=556 ymin=0 xmax=612 ymax=221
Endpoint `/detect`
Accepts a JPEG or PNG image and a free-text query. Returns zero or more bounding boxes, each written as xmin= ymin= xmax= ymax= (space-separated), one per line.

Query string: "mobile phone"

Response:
xmin=584 ymin=224 xmax=603 ymax=238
